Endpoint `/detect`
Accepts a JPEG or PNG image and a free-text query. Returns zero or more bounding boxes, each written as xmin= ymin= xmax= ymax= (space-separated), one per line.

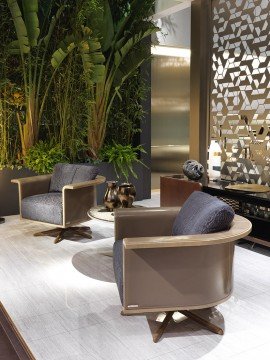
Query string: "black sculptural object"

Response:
xmin=183 ymin=160 xmax=204 ymax=181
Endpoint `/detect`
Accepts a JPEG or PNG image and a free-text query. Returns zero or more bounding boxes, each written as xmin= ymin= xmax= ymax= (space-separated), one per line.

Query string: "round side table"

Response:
xmin=87 ymin=206 xmax=115 ymax=222
xmin=87 ymin=205 xmax=144 ymax=222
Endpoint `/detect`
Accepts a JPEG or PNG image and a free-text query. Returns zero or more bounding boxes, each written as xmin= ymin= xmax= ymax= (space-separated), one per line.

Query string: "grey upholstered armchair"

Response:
xmin=113 ymin=192 xmax=252 ymax=342
xmin=12 ymin=163 xmax=105 ymax=243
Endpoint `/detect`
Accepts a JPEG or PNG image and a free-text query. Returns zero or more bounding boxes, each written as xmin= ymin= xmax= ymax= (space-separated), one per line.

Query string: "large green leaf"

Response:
xmin=22 ymin=0 xmax=40 ymax=47
xmin=7 ymin=0 xmax=30 ymax=54
xmin=100 ymin=0 xmax=114 ymax=52
xmin=51 ymin=26 xmax=90 ymax=69
xmin=51 ymin=38 xmax=76 ymax=69
xmin=114 ymin=23 xmax=158 ymax=68
xmin=43 ymin=5 xmax=66 ymax=46
xmin=80 ymin=39 xmax=105 ymax=86
xmin=113 ymin=43 xmax=150 ymax=90
xmin=51 ymin=27 xmax=105 ymax=85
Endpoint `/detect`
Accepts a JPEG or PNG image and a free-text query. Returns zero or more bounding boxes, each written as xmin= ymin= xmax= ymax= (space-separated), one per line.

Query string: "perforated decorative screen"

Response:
xmin=211 ymin=0 xmax=270 ymax=184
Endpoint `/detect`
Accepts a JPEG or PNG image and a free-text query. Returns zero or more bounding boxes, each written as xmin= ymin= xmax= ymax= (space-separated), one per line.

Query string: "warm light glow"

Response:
xmin=151 ymin=45 xmax=191 ymax=58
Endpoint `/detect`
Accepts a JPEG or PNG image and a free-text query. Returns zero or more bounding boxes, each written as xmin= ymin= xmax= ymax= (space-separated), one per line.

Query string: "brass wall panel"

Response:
xmin=151 ymin=55 xmax=190 ymax=172
xmin=210 ymin=0 xmax=270 ymax=184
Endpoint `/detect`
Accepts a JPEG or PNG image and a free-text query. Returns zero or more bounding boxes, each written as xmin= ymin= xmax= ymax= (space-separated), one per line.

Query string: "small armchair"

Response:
xmin=113 ymin=192 xmax=252 ymax=342
xmin=12 ymin=163 xmax=105 ymax=244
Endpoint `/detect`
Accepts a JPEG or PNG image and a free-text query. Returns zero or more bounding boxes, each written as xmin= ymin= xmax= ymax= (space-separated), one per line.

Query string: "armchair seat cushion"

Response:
xmin=21 ymin=193 xmax=63 ymax=225
xmin=49 ymin=163 xmax=99 ymax=192
xmin=113 ymin=240 xmax=124 ymax=305
xmin=172 ymin=191 xmax=234 ymax=236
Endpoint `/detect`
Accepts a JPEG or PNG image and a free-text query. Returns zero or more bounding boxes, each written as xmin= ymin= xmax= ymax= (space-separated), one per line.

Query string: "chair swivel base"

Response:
xmin=34 ymin=226 xmax=92 ymax=244
xmin=152 ymin=310 xmax=224 ymax=343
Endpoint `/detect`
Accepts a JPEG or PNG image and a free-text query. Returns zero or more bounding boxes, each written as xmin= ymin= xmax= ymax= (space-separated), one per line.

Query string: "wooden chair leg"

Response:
xmin=54 ymin=229 xmax=66 ymax=244
xmin=74 ymin=229 xmax=92 ymax=239
xmin=180 ymin=310 xmax=224 ymax=335
xmin=34 ymin=226 xmax=93 ymax=243
xmin=152 ymin=311 xmax=174 ymax=343
xmin=34 ymin=228 xmax=61 ymax=237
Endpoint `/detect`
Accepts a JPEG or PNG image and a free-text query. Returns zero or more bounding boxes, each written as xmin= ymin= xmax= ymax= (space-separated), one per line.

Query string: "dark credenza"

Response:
xmin=203 ymin=181 xmax=270 ymax=248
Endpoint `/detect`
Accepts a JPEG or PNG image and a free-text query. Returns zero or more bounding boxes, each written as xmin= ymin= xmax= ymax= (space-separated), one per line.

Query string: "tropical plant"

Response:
xmin=6 ymin=0 xmax=67 ymax=156
xmin=0 ymin=2 xmax=20 ymax=168
xmin=51 ymin=0 xmax=158 ymax=159
xmin=23 ymin=140 xmax=67 ymax=174
xmin=105 ymin=70 xmax=148 ymax=146
xmin=100 ymin=142 xmax=147 ymax=182
xmin=51 ymin=53 xmax=89 ymax=162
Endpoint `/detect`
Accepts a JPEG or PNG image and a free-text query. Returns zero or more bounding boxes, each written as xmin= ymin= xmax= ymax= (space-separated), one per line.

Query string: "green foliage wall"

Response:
xmin=0 ymin=0 xmax=155 ymax=171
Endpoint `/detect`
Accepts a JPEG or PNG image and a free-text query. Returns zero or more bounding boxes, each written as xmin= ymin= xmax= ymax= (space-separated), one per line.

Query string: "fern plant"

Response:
xmin=100 ymin=142 xmax=147 ymax=182
xmin=23 ymin=141 xmax=68 ymax=174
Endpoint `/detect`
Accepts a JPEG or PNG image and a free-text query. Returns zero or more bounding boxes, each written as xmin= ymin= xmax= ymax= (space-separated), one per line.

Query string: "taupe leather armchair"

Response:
xmin=113 ymin=206 xmax=252 ymax=342
xmin=12 ymin=164 xmax=105 ymax=243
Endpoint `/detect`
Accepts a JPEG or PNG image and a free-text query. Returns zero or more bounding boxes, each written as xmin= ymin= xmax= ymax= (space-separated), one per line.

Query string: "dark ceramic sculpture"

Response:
xmin=104 ymin=181 xmax=120 ymax=211
xmin=118 ymin=183 xmax=136 ymax=208
xmin=183 ymin=160 xmax=204 ymax=181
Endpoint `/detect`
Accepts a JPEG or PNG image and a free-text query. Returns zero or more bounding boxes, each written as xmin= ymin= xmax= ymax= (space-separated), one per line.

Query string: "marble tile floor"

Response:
xmin=0 ymin=192 xmax=270 ymax=359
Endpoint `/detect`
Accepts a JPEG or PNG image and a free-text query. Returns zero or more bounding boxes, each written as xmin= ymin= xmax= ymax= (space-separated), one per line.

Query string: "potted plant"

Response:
xmin=100 ymin=142 xmax=147 ymax=207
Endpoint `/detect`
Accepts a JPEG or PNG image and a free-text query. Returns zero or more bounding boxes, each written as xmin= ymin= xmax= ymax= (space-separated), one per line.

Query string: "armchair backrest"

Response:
xmin=49 ymin=163 xmax=99 ymax=192
xmin=172 ymin=191 xmax=235 ymax=236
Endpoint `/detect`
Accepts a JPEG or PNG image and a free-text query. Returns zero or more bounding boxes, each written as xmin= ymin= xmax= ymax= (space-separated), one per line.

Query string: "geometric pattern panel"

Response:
xmin=211 ymin=0 xmax=270 ymax=185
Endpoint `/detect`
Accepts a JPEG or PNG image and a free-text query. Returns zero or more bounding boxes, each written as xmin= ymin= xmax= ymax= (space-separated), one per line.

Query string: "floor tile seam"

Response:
xmin=228 ymin=339 xmax=270 ymax=359
xmin=0 ymin=298 xmax=59 ymax=318
xmin=65 ymin=331 xmax=100 ymax=360
xmin=18 ymin=326 xmax=68 ymax=343
xmin=233 ymin=280 xmax=270 ymax=293
xmin=54 ymin=297 xmax=121 ymax=313
xmin=6 ymin=308 xmax=59 ymax=323
xmin=28 ymin=330 xmax=98 ymax=359
xmin=50 ymin=300 xmax=98 ymax=314
xmin=144 ymin=339 xmax=206 ymax=360
xmin=241 ymin=290 xmax=270 ymax=301
xmin=9 ymin=243 xmax=40 ymax=265
xmin=95 ymin=321 xmax=144 ymax=360
xmin=68 ymin=326 xmax=141 ymax=360
xmin=11 ymin=311 xmax=67 ymax=330
xmin=238 ymin=291 xmax=270 ymax=308
xmin=164 ymin=335 xmax=206 ymax=353
xmin=56 ymin=312 xmax=101 ymax=332
xmin=94 ymin=313 xmax=127 ymax=327
xmin=99 ymin=316 xmax=199 ymax=357
xmin=231 ymin=290 xmax=269 ymax=302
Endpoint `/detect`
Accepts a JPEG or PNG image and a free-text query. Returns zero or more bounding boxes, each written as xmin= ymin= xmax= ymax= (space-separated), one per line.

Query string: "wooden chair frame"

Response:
xmin=12 ymin=175 xmax=105 ymax=243
xmin=114 ymin=207 xmax=252 ymax=342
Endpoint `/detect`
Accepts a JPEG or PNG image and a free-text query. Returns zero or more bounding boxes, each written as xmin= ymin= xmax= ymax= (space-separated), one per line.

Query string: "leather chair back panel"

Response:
xmin=123 ymin=242 xmax=234 ymax=311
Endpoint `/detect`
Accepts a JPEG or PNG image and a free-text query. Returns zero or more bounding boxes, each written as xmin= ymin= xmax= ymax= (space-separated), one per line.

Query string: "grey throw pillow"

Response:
xmin=172 ymin=191 xmax=234 ymax=236
xmin=49 ymin=163 xmax=99 ymax=192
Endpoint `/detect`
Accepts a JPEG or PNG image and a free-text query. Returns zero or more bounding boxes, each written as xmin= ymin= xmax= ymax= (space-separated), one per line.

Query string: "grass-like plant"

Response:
xmin=100 ymin=142 xmax=146 ymax=182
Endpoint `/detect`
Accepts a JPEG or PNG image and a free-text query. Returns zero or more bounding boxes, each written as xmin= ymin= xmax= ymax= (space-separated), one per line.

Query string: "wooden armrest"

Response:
xmin=123 ymin=215 xmax=252 ymax=249
xmin=11 ymin=174 xmax=52 ymax=201
xmin=11 ymin=174 xmax=51 ymax=184
xmin=63 ymin=175 xmax=105 ymax=190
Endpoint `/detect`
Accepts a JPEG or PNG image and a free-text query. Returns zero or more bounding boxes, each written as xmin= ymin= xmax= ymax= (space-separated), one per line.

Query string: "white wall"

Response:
xmin=156 ymin=7 xmax=191 ymax=48
xmin=155 ymin=0 xmax=184 ymax=13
